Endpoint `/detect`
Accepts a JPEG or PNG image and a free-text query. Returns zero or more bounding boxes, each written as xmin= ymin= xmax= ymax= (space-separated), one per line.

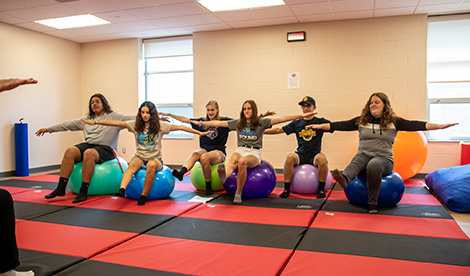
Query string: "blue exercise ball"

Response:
xmin=126 ymin=165 xmax=175 ymax=200
xmin=223 ymin=160 xmax=277 ymax=198
xmin=344 ymin=172 xmax=404 ymax=207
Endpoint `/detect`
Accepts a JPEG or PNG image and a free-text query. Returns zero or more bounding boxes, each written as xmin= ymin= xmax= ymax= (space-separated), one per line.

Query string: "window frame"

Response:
xmin=142 ymin=35 xmax=194 ymax=139
xmin=426 ymin=15 xmax=470 ymax=142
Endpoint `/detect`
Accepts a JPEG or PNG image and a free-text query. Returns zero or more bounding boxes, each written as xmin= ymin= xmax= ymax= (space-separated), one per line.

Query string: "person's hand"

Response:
xmin=200 ymin=131 xmax=214 ymax=136
xmin=35 ymin=128 xmax=49 ymax=137
xmin=262 ymin=110 xmax=276 ymax=117
xmin=440 ymin=123 xmax=459 ymax=129
xmin=302 ymin=111 xmax=317 ymax=118
xmin=160 ymin=116 xmax=170 ymax=123
xmin=0 ymin=78 xmax=38 ymax=92
xmin=159 ymin=112 xmax=170 ymax=116
xmin=80 ymin=119 xmax=96 ymax=125
xmin=306 ymin=123 xmax=326 ymax=130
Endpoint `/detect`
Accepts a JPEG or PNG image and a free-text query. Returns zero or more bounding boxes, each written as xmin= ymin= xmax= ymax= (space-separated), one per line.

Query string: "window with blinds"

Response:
xmin=143 ymin=36 xmax=194 ymax=139
xmin=427 ymin=14 xmax=470 ymax=141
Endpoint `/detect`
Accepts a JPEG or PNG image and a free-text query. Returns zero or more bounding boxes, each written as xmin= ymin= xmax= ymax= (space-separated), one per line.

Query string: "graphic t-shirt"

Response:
xmin=282 ymin=117 xmax=332 ymax=154
xmin=227 ymin=118 xmax=272 ymax=149
xmin=191 ymin=117 xmax=232 ymax=155
xmin=126 ymin=121 xmax=172 ymax=161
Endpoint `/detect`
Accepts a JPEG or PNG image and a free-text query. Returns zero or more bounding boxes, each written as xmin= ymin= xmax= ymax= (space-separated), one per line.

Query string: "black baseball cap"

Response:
xmin=298 ymin=96 xmax=316 ymax=106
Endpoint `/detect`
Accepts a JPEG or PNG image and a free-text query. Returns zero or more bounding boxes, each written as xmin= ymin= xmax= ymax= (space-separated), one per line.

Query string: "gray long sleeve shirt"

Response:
xmin=47 ymin=112 xmax=135 ymax=151
xmin=330 ymin=116 xmax=427 ymax=162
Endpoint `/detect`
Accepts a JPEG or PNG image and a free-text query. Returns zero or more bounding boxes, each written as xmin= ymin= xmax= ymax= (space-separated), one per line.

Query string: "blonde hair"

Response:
xmin=204 ymin=100 xmax=220 ymax=121
xmin=203 ymin=100 xmax=220 ymax=130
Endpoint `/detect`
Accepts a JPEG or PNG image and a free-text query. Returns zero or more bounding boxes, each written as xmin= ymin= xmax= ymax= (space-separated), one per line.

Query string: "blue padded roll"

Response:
xmin=15 ymin=123 xmax=29 ymax=176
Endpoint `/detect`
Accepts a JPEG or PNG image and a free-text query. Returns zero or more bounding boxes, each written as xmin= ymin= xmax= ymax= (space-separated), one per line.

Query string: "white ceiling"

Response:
xmin=1 ymin=0 xmax=469 ymax=43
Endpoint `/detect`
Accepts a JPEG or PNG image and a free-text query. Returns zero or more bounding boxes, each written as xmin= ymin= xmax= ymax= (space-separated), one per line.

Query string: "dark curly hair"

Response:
xmin=135 ymin=101 xmax=160 ymax=135
xmin=87 ymin=93 xmax=113 ymax=118
xmin=356 ymin=92 xmax=396 ymax=130
xmin=236 ymin=100 xmax=260 ymax=131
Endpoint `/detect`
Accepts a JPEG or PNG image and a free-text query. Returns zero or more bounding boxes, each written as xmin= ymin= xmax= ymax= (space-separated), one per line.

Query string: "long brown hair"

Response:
xmin=135 ymin=101 xmax=160 ymax=135
xmin=87 ymin=93 xmax=113 ymax=119
xmin=236 ymin=100 xmax=260 ymax=131
xmin=356 ymin=92 xmax=396 ymax=130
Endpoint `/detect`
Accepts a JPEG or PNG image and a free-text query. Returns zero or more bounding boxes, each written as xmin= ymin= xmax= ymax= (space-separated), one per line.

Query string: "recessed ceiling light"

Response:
xmin=35 ymin=14 xmax=110 ymax=29
xmin=198 ymin=0 xmax=285 ymax=12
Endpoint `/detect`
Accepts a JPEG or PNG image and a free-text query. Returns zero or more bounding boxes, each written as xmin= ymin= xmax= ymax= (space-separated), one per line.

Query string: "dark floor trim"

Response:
xmin=0 ymin=164 xmax=428 ymax=180
xmin=0 ymin=164 xmax=61 ymax=178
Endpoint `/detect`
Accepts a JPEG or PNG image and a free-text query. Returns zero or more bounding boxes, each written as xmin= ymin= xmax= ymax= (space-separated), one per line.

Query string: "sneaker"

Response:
xmin=368 ymin=205 xmax=378 ymax=214
xmin=332 ymin=169 xmax=348 ymax=189
xmin=317 ymin=190 xmax=326 ymax=199
xmin=0 ymin=270 xmax=35 ymax=276
xmin=233 ymin=193 xmax=242 ymax=204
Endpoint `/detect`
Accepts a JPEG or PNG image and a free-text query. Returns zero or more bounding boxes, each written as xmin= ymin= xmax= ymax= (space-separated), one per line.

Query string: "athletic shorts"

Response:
xmin=296 ymin=151 xmax=321 ymax=165
xmin=74 ymin=143 xmax=115 ymax=164
xmin=134 ymin=155 xmax=163 ymax=167
xmin=203 ymin=148 xmax=226 ymax=162
xmin=233 ymin=147 xmax=261 ymax=164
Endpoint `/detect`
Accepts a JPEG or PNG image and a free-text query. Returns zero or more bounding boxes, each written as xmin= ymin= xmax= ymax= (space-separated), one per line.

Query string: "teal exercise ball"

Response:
xmin=190 ymin=161 xmax=225 ymax=192
xmin=68 ymin=157 xmax=128 ymax=195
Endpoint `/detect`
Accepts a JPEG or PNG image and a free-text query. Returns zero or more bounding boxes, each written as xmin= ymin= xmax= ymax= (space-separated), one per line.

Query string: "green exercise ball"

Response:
xmin=68 ymin=157 xmax=129 ymax=195
xmin=190 ymin=161 xmax=225 ymax=192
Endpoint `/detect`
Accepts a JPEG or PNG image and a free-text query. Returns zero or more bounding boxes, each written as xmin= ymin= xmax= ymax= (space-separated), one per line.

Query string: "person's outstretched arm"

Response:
xmin=264 ymin=127 xmax=285 ymax=135
xmin=189 ymin=120 xmax=229 ymax=128
xmin=0 ymin=78 xmax=37 ymax=92
xmin=307 ymin=123 xmax=331 ymax=130
xmin=170 ymin=125 xmax=214 ymax=136
xmin=426 ymin=122 xmax=459 ymax=130
xmin=160 ymin=112 xmax=191 ymax=124
xmin=270 ymin=111 xmax=317 ymax=125
xmin=35 ymin=118 xmax=84 ymax=137
xmin=81 ymin=119 xmax=127 ymax=128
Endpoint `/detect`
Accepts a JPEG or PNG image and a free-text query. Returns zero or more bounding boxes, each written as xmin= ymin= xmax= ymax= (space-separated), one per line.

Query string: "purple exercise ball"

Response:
xmin=223 ymin=160 xmax=277 ymax=198
xmin=291 ymin=164 xmax=333 ymax=194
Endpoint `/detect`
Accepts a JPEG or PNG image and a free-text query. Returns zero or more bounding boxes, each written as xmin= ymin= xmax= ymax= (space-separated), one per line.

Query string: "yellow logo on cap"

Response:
xmin=303 ymin=97 xmax=308 ymax=101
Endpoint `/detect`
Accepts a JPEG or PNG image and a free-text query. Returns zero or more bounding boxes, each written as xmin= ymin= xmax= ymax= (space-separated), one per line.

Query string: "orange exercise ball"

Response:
xmin=392 ymin=131 xmax=428 ymax=180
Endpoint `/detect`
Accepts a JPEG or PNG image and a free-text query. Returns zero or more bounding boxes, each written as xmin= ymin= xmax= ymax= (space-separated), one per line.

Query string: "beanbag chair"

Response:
xmin=425 ymin=164 xmax=470 ymax=213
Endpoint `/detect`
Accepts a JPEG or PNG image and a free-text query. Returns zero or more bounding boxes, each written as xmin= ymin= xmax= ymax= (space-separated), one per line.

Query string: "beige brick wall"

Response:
xmin=81 ymin=14 xmax=461 ymax=174
xmin=165 ymin=14 xmax=460 ymax=173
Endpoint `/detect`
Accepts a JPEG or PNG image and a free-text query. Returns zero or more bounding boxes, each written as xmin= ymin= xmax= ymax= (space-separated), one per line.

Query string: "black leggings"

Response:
xmin=0 ymin=189 xmax=19 ymax=273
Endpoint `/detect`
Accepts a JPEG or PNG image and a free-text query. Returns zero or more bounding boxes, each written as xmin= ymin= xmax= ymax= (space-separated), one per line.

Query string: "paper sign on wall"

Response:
xmin=288 ymin=72 xmax=300 ymax=89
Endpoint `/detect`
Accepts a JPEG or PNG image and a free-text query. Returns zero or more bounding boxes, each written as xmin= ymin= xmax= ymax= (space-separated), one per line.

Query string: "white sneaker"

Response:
xmin=0 ymin=270 xmax=34 ymax=276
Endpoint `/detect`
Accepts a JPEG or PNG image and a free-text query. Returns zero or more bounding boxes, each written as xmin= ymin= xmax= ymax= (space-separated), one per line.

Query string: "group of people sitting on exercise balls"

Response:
xmin=0 ymin=78 xmax=458 ymax=276
xmin=36 ymin=91 xmax=457 ymax=212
